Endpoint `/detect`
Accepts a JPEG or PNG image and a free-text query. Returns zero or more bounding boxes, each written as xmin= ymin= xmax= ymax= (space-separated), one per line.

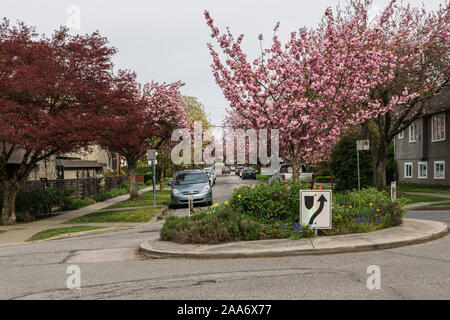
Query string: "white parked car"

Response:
xmin=268 ymin=164 xmax=315 ymax=182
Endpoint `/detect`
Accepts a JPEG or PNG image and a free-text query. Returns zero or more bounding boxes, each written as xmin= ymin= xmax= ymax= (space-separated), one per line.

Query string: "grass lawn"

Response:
xmin=397 ymin=192 xmax=447 ymax=204
xmin=27 ymin=226 xmax=106 ymax=241
xmin=104 ymin=190 xmax=171 ymax=209
xmin=68 ymin=207 xmax=162 ymax=223
xmin=256 ymin=174 xmax=269 ymax=182
xmin=396 ymin=184 xmax=450 ymax=194
xmin=429 ymin=201 xmax=450 ymax=207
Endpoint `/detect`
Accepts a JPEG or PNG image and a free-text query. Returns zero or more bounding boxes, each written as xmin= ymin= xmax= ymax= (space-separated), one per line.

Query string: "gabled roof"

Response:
xmin=421 ymin=87 xmax=450 ymax=116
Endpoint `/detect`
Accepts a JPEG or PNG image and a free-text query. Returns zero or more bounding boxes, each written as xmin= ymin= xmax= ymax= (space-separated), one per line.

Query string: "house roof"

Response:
xmin=421 ymin=87 xmax=450 ymax=117
xmin=56 ymin=159 xmax=106 ymax=169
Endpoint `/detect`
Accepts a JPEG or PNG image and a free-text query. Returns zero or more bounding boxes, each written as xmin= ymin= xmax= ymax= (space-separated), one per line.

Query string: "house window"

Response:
xmin=404 ymin=162 xmax=413 ymax=178
xmin=409 ymin=122 xmax=418 ymax=143
xmin=431 ymin=113 xmax=446 ymax=142
xmin=418 ymin=162 xmax=427 ymax=179
xmin=56 ymin=166 xmax=64 ymax=180
xmin=434 ymin=161 xmax=445 ymax=179
xmin=398 ymin=130 xmax=404 ymax=139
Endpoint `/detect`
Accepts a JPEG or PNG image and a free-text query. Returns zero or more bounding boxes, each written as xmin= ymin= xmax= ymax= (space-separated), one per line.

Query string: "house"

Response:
xmin=6 ymin=145 xmax=120 ymax=181
xmin=394 ymin=88 xmax=450 ymax=186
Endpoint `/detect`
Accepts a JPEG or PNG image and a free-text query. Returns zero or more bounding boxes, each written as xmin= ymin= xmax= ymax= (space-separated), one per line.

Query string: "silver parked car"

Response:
xmin=168 ymin=170 xmax=212 ymax=207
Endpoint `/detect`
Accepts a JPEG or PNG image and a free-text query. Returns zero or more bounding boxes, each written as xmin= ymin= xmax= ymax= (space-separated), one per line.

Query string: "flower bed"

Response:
xmin=161 ymin=182 xmax=408 ymax=244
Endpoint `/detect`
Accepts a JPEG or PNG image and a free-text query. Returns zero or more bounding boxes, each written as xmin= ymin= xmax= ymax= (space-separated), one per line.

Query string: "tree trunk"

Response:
xmin=371 ymin=140 xmax=388 ymax=191
xmin=291 ymin=158 xmax=300 ymax=183
xmin=126 ymin=158 xmax=140 ymax=201
xmin=1 ymin=180 xmax=20 ymax=225
xmin=160 ymin=166 xmax=165 ymax=192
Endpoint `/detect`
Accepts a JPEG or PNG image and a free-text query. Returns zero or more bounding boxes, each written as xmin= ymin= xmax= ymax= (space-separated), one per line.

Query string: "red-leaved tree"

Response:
xmin=0 ymin=20 xmax=117 ymax=225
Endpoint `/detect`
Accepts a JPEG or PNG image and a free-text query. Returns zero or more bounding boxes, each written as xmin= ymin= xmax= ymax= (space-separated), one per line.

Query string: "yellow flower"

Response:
xmin=238 ymin=194 xmax=241 ymax=199
xmin=349 ymin=205 xmax=352 ymax=209
xmin=224 ymin=201 xmax=229 ymax=206
xmin=369 ymin=203 xmax=373 ymax=206
xmin=376 ymin=208 xmax=380 ymax=212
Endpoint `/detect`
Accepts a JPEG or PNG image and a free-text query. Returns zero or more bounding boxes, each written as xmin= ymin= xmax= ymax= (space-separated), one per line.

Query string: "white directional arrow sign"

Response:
xmin=300 ymin=190 xmax=332 ymax=229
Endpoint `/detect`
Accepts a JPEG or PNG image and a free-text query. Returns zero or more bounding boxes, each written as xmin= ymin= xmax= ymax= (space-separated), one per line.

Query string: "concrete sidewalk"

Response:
xmin=0 ymin=186 xmax=155 ymax=245
xmin=139 ymin=218 xmax=448 ymax=259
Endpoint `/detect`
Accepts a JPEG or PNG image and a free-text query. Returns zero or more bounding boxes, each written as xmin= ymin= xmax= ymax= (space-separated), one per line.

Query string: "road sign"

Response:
xmin=356 ymin=140 xmax=370 ymax=151
xmin=147 ymin=149 xmax=158 ymax=160
xmin=300 ymin=190 xmax=332 ymax=229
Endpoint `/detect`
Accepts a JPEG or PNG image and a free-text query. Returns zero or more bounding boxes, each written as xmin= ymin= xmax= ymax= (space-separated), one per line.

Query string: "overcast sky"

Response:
xmin=0 ymin=0 xmax=444 ymax=126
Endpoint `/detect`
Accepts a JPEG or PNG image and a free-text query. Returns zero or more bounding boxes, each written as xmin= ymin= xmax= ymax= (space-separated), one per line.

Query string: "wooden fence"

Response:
xmin=20 ymin=176 xmax=128 ymax=199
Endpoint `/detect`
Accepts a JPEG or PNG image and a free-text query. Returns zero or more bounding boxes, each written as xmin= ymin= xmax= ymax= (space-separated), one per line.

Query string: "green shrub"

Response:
xmin=314 ymin=176 xmax=334 ymax=183
xmin=15 ymin=188 xmax=65 ymax=217
xmin=330 ymin=135 xmax=373 ymax=191
xmin=62 ymin=198 xmax=96 ymax=211
xmin=161 ymin=202 xmax=315 ymax=244
xmin=230 ymin=181 xmax=308 ymax=221
xmin=161 ymin=206 xmax=266 ymax=244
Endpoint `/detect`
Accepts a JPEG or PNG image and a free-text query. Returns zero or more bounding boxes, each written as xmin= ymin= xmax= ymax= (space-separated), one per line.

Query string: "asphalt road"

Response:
xmin=0 ymin=173 xmax=448 ymax=300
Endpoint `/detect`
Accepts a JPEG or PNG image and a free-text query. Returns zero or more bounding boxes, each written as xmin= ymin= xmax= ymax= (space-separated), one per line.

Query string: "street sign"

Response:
xmin=356 ymin=140 xmax=370 ymax=151
xmin=300 ymin=190 xmax=332 ymax=229
xmin=391 ymin=181 xmax=397 ymax=200
xmin=356 ymin=140 xmax=369 ymax=190
xmin=147 ymin=149 xmax=158 ymax=160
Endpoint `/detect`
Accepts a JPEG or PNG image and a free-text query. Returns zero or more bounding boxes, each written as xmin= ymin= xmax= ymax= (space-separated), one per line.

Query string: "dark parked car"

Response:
xmin=241 ymin=167 xmax=256 ymax=179
xmin=168 ymin=170 xmax=212 ymax=207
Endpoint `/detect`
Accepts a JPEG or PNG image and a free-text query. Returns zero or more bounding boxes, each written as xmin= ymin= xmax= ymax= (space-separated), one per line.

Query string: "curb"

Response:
xmin=139 ymin=219 xmax=449 ymax=259
xmin=35 ymin=227 xmax=133 ymax=242
xmin=410 ymin=206 xmax=450 ymax=211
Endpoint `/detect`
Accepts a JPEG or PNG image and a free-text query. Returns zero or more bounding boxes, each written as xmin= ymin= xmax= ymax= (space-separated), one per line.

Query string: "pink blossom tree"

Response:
xmin=345 ymin=0 xmax=449 ymax=189
xmin=204 ymin=6 xmax=398 ymax=181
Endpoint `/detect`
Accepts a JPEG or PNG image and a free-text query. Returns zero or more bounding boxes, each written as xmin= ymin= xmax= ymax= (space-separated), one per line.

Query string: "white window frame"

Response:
xmin=404 ymin=162 xmax=413 ymax=179
xmin=409 ymin=122 xmax=418 ymax=143
xmin=434 ymin=161 xmax=445 ymax=180
xmin=398 ymin=130 xmax=404 ymax=139
xmin=431 ymin=113 xmax=446 ymax=142
xmin=418 ymin=162 xmax=427 ymax=179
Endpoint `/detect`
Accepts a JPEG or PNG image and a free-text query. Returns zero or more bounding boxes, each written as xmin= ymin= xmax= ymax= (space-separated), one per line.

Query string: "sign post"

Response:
xmin=300 ymin=190 xmax=332 ymax=231
xmin=147 ymin=150 xmax=158 ymax=208
xmin=391 ymin=181 xmax=397 ymax=200
xmin=356 ymin=140 xmax=370 ymax=191
xmin=188 ymin=196 xmax=194 ymax=217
